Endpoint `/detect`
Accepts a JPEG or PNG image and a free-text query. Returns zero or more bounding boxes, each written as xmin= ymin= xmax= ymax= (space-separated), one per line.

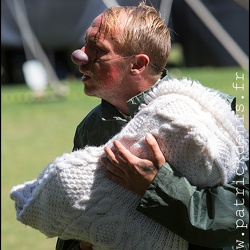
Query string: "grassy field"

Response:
xmin=1 ymin=67 xmax=249 ymax=250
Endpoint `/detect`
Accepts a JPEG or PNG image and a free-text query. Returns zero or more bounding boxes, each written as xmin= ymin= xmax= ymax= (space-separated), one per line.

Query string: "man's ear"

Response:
xmin=131 ymin=54 xmax=150 ymax=75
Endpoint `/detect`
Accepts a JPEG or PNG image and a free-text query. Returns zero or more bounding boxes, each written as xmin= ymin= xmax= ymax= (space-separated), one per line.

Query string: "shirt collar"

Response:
xmin=101 ymin=72 xmax=170 ymax=121
xmin=127 ymin=73 xmax=170 ymax=117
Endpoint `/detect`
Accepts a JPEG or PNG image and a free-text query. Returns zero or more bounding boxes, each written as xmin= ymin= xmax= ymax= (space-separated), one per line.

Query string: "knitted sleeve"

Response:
xmin=10 ymin=147 xmax=188 ymax=249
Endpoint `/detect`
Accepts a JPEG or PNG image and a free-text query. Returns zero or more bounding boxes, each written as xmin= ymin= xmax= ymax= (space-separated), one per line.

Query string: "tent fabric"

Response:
xmin=1 ymin=0 xmax=162 ymax=49
xmin=2 ymin=0 xmax=248 ymax=53
xmin=1 ymin=0 xmax=248 ymax=84
xmin=169 ymin=0 xmax=249 ymax=67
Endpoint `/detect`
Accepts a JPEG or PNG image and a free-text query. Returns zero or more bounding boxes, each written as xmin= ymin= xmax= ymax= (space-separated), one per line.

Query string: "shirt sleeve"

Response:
xmin=137 ymin=163 xmax=249 ymax=248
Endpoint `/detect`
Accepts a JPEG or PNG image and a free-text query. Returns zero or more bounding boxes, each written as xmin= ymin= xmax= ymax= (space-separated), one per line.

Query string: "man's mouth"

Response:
xmin=81 ymin=74 xmax=91 ymax=82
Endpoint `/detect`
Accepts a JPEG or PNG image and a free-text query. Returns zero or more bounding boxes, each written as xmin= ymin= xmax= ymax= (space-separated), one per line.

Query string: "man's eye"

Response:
xmin=95 ymin=46 xmax=103 ymax=52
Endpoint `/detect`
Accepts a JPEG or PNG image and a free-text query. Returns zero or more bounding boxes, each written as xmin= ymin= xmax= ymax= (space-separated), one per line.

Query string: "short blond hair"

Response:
xmin=102 ymin=2 xmax=171 ymax=75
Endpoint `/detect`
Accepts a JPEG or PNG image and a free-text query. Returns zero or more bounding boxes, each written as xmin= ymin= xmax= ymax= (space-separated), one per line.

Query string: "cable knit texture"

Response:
xmin=10 ymin=78 xmax=249 ymax=250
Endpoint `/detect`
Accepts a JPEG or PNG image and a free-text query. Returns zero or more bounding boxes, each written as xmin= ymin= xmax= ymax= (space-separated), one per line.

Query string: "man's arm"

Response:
xmin=103 ymin=134 xmax=249 ymax=248
xmin=138 ymin=163 xmax=249 ymax=248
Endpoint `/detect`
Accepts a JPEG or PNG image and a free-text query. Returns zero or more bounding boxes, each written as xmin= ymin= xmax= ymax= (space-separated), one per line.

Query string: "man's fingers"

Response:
xmin=101 ymin=157 xmax=124 ymax=177
xmin=102 ymin=139 xmax=162 ymax=195
xmin=112 ymin=140 xmax=135 ymax=162
xmin=79 ymin=241 xmax=93 ymax=250
xmin=145 ymin=133 xmax=165 ymax=167
xmin=104 ymin=146 xmax=119 ymax=165
xmin=105 ymin=170 xmax=127 ymax=187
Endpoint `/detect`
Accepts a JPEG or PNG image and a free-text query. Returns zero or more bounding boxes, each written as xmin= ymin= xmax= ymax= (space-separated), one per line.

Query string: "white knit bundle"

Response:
xmin=10 ymin=78 xmax=248 ymax=250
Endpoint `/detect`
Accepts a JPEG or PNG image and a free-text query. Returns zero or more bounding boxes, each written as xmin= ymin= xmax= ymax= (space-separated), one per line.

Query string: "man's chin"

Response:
xmin=83 ymin=87 xmax=96 ymax=97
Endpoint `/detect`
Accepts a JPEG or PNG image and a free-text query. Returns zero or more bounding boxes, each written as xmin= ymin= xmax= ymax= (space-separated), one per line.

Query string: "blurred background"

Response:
xmin=1 ymin=0 xmax=249 ymax=85
xmin=1 ymin=0 xmax=249 ymax=250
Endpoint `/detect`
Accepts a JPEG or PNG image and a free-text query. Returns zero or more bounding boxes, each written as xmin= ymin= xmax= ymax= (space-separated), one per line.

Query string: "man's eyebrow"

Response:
xmin=84 ymin=35 xmax=96 ymax=44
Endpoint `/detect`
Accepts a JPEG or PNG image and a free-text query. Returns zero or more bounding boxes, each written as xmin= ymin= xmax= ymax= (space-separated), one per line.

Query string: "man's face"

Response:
xmin=78 ymin=14 xmax=131 ymax=101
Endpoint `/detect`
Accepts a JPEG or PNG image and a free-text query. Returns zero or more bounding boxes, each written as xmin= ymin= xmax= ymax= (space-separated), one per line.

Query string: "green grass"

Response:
xmin=1 ymin=67 xmax=249 ymax=250
xmin=2 ymin=80 xmax=101 ymax=250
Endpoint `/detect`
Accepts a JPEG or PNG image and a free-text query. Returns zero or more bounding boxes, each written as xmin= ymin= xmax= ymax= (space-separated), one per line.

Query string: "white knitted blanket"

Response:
xmin=10 ymin=78 xmax=249 ymax=250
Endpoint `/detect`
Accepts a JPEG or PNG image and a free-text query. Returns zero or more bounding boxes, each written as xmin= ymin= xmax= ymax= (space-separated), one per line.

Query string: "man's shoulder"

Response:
xmin=78 ymin=100 xmax=124 ymax=127
xmin=159 ymin=75 xmax=236 ymax=111
xmin=74 ymin=100 xmax=127 ymax=147
xmin=76 ymin=103 xmax=102 ymax=128
xmin=206 ymin=87 xmax=236 ymax=111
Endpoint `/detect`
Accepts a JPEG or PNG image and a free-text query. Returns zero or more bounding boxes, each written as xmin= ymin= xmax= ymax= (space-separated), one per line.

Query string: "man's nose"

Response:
xmin=71 ymin=49 xmax=89 ymax=65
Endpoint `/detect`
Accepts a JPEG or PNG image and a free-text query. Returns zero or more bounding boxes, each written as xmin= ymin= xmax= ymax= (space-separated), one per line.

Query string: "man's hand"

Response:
xmin=102 ymin=133 xmax=165 ymax=195
xmin=79 ymin=241 xmax=92 ymax=250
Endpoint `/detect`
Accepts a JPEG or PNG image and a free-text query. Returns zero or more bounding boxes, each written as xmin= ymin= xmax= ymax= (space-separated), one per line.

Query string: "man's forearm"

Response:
xmin=137 ymin=164 xmax=249 ymax=248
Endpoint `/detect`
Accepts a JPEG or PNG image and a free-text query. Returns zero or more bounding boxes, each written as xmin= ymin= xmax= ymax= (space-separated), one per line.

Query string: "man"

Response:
xmin=57 ymin=2 xmax=249 ymax=250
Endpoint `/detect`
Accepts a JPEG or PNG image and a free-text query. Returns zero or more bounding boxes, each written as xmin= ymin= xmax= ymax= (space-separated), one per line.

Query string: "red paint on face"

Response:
xmin=78 ymin=14 xmax=130 ymax=102
xmin=83 ymin=61 xmax=127 ymax=101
